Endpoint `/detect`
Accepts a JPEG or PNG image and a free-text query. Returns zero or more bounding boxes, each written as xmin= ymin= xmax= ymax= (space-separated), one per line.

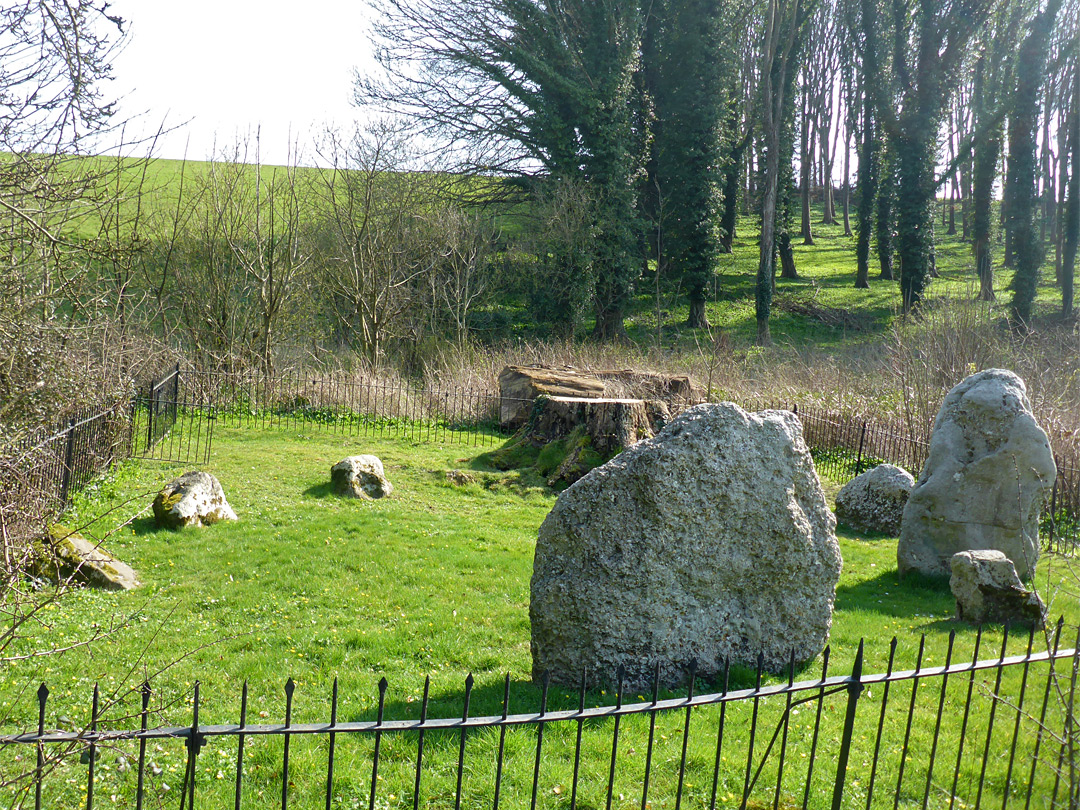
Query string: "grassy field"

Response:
xmin=60 ymin=149 xmax=1075 ymax=350
xmin=2 ymin=422 xmax=1077 ymax=808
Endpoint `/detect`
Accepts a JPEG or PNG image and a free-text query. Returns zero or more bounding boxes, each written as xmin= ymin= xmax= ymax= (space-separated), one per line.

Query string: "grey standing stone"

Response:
xmin=331 ymin=455 xmax=393 ymax=499
xmin=530 ymin=402 xmax=842 ymax=689
xmin=153 ymin=471 xmax=238 ymax=529
xmin=835 ymin=464 xmax=914 ymax=536
xmin=950 ymin=550 xmax=1045 ymax=627
xmin=898 ymin=369 xmax=1056 ymax=580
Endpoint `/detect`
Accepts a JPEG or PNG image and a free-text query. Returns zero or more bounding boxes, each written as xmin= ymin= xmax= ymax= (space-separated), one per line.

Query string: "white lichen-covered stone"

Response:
xmin=530 ymin=402 xmax=842 ymax=689
xmin=898 ymin=369 xmax=1056 ymax=580
xmin=331 ymin=455 xmax=393 ymax=499
xmin=835 ymin=464 xmax=914 ymax=536
xmin=40 ymin=527 xmax=141 ymax=590
xmin=153 ymin=471 xmax=238 ymax=529
xmin=950 ymin=550 xmax=1045 ymax=627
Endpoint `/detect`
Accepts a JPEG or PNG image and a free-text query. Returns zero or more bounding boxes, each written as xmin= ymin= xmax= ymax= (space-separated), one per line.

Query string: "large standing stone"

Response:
xmin=950 ymin=550 xmax=1045 ymax=627
xmin=153 ymin=471 xmax=238 ymax=529
xmin=835 ymin=464 xmax=914 ymax=535
xmin=331 ymin=455 xmax=393 ymax=499
xmin=530 ymin=403 xmax=842 ymax=689
xmin=898 ymin=370 xmax=1056 ymax=580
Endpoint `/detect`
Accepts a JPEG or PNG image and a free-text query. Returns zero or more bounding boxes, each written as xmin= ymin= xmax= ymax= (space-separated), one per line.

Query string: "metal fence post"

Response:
xmin=830 ymin=640 xmax=865 ymax=810
xmin=855 ymin=423 xmax=868 ymax=476
xmin=146 ymin=380 xmax=155 ymax=450
xmin=59 ymin=418 xmax=76 ymax=505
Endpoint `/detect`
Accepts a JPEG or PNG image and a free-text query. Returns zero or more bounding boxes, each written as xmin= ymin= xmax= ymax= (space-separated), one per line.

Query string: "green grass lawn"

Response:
xmin=2 ymin=424 xmax=1077 ymax=809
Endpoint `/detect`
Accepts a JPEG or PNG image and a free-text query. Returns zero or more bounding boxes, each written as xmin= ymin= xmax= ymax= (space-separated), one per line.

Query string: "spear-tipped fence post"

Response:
xmin=35 ymin=684 xmax=47 ymax=810
xmin=60 ymin=418 xmax=76 ymax=505
xmin=831 ymin=640 xmax=865 ymax=810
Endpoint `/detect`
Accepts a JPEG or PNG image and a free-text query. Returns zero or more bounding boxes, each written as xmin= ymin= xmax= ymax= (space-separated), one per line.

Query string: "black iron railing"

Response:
xmin=2 ymin=626 xmax=1077 ymax=810
xmin=0 ymin=403 xmax=132 ymax=515
xmin=183 ymin=370 xmax=524 ymax=447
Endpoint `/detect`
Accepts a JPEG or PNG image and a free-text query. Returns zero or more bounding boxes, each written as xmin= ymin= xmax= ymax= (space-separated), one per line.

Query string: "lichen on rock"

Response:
xmin=530 ymin=402 xmax=842 ymax=689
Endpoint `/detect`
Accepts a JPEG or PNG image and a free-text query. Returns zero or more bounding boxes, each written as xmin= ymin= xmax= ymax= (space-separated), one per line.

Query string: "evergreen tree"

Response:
xmin=874 ymin=0 xmax=997 ymax=312
xmin=648 ymin=0 xmax=727 ymax=328
xmin=363 ymin=0 xmax=643 ymax=339
xmin=1007 ymin=0 xmax=1066 ymax=326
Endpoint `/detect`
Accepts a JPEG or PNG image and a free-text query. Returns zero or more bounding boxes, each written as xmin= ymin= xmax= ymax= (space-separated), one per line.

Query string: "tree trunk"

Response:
xmin=895 ymin=130 xmax=935 ymax=311
xmin=800 ymin=84 xmax=815 ymax=245
xmin=779 ymin=232 xmax=799 ymax=278
xmin=821 ymin=117 xmax=837 ymax=224
xmin=719 ymin=127 xmax=748 ymax=253
xmin=842 ymin=127 xmax=852 ymax=237
xmin=1061 ymin=63 xmax=1079 ymax=319
xmin=972 ymin=58 xmax=1000 ymax=302
xmin=592 ymin=303 xmax=628 ymax=342
xmin=877 ymin=146 xmax=895 ymax=280
xmin=686 ymin=296 xmax=709 ymax=328
xmin=855 ymin=108 xmax=876 ymax=288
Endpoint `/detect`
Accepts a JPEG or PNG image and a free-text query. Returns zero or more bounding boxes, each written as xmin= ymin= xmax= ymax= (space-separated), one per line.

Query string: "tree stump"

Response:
xmin=526 ymin=396 xmax=660 ymax=456
xmin=497 ymin=365 xmax=700 ymax=430
xmin=498 ymin=366 xmax=606 ymax=428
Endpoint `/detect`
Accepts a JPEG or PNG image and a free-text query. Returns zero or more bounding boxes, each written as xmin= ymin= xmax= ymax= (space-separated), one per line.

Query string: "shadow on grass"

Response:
xmin=348 ymin=658 xmax=810 ymax=727
xmin=834 ymin=568 xmax=955 ymax=627
xmin=301 ymin=481 xmax=336 ymax=498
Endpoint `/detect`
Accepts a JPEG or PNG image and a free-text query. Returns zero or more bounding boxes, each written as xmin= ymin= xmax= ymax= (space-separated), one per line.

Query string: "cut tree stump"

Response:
xmin=498 ymin=365 xmax=700 ymax=429
xmin=498 ymin=366 xmax=606 ymax=428
xmin=527 ymin=396 xmax=662 ymax=456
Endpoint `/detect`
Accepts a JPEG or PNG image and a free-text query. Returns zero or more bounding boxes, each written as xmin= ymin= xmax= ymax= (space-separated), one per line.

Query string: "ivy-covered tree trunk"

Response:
xmin=876 ymin=144 xmax=896 ymax=280
xmin=894 ymin=128 xmax=936 ymax=311
xmin=852 ymin=0 xmax=880 ymax=289
xmin=971 ymin=57 xmax=1000 ymax=302
xmin=777 ymin=51 xmax=801 ymax=281
xmin=778 ymin=160 xmax=800 ymax=280
xmin=1006 ymin=0 xmax=1064 ymax=327
xmin=579 ymin=1 xmax=642 ymax=342
xmin=800 ymin=83 xmax=815 ymax=245
xmin=648 ymin=0 xmax=726 ymax=330
xmin=718 ymin=128 xmax=748 ymax=253
xmin=854 ymin=105 xmax=876 ymax=288
xmin=1062 ymin=105 xmax=1078 ymax=318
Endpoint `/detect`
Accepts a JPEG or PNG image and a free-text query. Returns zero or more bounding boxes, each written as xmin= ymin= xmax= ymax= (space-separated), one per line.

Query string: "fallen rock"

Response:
xmin=530 ymin=402 xmax=842 ymax=689
xmin=331 ymin=455 xmax=393 ymax=499
xmin=950 ymin=550 xmax=1045 ymax=627
xmin=898 ymin=369 xmax=1056 ymax=580
xmin=445 ymin=470 xmax=476 ymax=486
xmin=153 ymin=471 xmax=238 ymax=529
xmin=835 ymin=464 xmax=914 ymax=536
xmin=37 ymin=526 xmax=140 ymax=590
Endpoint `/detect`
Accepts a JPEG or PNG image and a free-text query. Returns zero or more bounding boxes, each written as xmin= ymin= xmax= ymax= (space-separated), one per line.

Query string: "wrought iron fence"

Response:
xmin=181 ymin=370 xmax=522 ymax=447
xmin=144 ymin=363 xmax=181 ymax=449
xmin=126 ymin=363 xmax=215 ymax=466
xmin=772 ymin=403 xmax=1078 ymax=553
xmin=1 ymin=626 xmax=1076 ymax=810
xmin=0 ymin=402 xmax=133 ymax=516
xmin=795 ymin=405 xmax=931 ymax=483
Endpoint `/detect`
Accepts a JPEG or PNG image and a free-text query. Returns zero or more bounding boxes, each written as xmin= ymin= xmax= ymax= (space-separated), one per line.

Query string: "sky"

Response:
xmin=106 ymin=1 xmax=378 ymax=166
